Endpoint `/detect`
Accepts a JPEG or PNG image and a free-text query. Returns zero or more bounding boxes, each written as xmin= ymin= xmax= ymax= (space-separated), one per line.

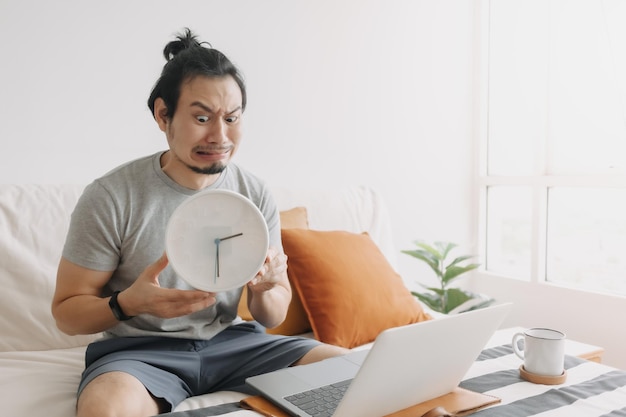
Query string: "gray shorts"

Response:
xmin=78 ymin=322 xmax=320 ymax=411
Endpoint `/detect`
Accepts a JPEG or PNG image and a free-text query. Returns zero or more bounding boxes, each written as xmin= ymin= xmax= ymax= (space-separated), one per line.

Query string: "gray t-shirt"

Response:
xmin=62 ymin=152 xmax=282 ymax=340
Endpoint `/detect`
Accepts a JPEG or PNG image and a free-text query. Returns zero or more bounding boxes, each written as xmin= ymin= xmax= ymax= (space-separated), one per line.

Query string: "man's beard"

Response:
xmin=186 ymin=161 xmax=227 ymax=175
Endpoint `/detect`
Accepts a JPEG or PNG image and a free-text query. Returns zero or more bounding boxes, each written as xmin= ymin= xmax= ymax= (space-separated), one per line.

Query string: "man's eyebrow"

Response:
xmin=226 ymin=106 xmax=243 ymax=115
xmin=190 ymin=101 xmax=214 ymax=113
xmin=190 ymin=102 xmax=242 ymax=115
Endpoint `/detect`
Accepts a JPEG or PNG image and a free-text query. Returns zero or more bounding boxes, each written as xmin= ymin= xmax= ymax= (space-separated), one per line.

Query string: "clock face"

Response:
xmin=165 ymin=189 xmax=270 ymax=292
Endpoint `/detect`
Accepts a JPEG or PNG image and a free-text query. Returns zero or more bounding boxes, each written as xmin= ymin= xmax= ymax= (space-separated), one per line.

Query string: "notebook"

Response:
xmin=246 ymin=303 xmax=512 ymax=417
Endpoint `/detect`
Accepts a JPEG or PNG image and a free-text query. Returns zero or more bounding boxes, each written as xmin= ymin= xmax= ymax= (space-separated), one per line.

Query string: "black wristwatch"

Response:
xmin=108 ymin=290 xmax=134 ymax=321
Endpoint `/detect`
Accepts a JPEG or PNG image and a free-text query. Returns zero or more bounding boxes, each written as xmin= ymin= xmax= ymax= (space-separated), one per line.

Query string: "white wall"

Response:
xmin=0 ymin=0 xmax=475 ymax=284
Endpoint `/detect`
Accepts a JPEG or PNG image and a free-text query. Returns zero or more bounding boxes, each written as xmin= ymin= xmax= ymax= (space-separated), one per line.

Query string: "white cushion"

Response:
xmin=0 ymin=185 xmax=99 ymax=351
xmin=271 ymin=186 xmax=397 ymax=269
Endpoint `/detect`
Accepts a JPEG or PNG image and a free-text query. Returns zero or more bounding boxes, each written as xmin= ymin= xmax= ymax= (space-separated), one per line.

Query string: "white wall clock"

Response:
xmin=165 ymin=189 xmax=269 ymax=292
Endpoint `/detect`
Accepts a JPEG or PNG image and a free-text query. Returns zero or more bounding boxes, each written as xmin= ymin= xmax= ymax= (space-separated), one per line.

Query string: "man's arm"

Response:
xmin=246 ymin=247 xmax=292 ymax=329
xmin=51 ymin=253 xmax=217 ymax=336
xmin=51 ymin=258 xmax=117 ymax=335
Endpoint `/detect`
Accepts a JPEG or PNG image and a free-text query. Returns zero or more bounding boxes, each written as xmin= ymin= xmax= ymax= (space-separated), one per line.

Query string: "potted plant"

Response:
xmin=401 ymin=241 xmax=494 ymax=314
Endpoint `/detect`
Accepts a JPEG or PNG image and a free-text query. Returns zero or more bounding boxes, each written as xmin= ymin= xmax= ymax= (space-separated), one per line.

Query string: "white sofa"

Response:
xmin=0 ymin=183 xmax=400 ymax=417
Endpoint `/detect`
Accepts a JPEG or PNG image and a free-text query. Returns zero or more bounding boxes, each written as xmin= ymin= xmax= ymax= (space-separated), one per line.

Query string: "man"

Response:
xmin=51 ymin=28 xmax=347 ymax=417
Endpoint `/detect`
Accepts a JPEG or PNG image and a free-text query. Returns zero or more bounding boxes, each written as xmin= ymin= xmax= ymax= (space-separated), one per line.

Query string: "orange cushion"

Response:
xmin=281 ymin=229 xmax=432 ymax=348
xmin=237 ymin=207 xmax=312 ymax=336
xmin=277 ymin=206 xmax=309 ymax=230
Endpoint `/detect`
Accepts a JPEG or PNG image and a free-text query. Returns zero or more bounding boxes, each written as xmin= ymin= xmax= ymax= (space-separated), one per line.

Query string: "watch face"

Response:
xmin=165 ymin=189 xmax=270 ymax=292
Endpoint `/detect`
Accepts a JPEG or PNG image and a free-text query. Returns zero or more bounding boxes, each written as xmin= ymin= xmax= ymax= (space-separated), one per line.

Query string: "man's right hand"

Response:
xmin=119 ymin=253 xmax=216 ymax=318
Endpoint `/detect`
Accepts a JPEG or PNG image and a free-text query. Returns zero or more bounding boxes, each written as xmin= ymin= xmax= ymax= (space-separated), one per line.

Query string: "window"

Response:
xmin=480 ymin=0 xmax=626 ymax=295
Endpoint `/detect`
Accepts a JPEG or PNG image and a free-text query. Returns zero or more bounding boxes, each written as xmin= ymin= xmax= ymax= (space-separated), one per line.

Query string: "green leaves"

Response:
xmin=412 ymin=291 xmax=445 ymax=312
xmin=402 ymin=240 xmax=493 ymax=314
xmin=401 ymin=241 xmax=458 ymax=279
xmin=443 ymin=263 xmax=480 ymax=284
xmin=400 ymin=249 xmax=441 ymax=278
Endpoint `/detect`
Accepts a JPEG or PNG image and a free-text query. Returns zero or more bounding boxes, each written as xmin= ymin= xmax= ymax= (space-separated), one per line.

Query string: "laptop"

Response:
xmin=246 ymin=302 xmax=512 ymax=417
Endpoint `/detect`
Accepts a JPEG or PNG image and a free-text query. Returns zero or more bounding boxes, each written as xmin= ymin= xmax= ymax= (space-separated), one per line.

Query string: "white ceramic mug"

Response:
xmin=512 ymin=328 xmax=565 ymax=376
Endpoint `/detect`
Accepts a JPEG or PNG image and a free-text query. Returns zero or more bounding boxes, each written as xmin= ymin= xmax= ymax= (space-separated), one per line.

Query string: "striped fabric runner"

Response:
xmin=461 ymin=345 xmax=626 ymax=416
xmin=162 ymin=344 xmax=626 ymax=417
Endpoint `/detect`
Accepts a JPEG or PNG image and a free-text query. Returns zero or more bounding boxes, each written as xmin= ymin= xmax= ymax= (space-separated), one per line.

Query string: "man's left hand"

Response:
xmin=248 ymin=247 xmax=288 ymax=292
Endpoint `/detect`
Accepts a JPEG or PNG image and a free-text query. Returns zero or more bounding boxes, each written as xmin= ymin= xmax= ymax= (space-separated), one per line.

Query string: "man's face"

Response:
xmin=156 ymin=75 xmax=243 ymax=186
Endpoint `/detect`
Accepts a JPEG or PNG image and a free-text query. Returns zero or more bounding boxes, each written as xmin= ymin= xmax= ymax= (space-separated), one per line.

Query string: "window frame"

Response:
xmin=474 ymin=0 xmax=626 ymax=293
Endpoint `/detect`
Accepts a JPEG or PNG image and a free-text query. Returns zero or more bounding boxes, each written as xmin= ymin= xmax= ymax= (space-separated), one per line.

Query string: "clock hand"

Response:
xmin=218 ymin=232 xmax=243 ymax=242
xmin=214 ymin=238 xmax=220 ymax=284
xmin=214 ymin=233 xmax=243 ymax=284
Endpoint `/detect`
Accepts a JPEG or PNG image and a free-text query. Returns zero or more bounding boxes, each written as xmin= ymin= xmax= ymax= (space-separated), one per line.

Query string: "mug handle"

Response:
xmin=512 ymin=332 xmax=525 ymax=360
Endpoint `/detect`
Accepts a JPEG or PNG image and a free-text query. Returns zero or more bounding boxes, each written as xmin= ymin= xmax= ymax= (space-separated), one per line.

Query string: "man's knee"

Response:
xmin=77 ymin=371 xmax=162 ymax=417
xmin=293 ymin=343 xmax=349 ymax=366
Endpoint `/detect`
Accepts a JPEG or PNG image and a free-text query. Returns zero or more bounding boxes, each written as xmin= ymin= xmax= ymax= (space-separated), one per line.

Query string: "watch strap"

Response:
xmin=109 ymin=290 xmax=134 ymax=321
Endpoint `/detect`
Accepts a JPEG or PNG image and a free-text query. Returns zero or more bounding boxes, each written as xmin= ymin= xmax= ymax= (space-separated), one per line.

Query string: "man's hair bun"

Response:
xmin=163 ymin=27 xmax=208 ymax=61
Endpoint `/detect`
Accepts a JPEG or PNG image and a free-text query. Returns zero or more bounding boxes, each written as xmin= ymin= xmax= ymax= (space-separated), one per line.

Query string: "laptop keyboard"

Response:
xmin=284 ymin=379 xmax=352 ymax=417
